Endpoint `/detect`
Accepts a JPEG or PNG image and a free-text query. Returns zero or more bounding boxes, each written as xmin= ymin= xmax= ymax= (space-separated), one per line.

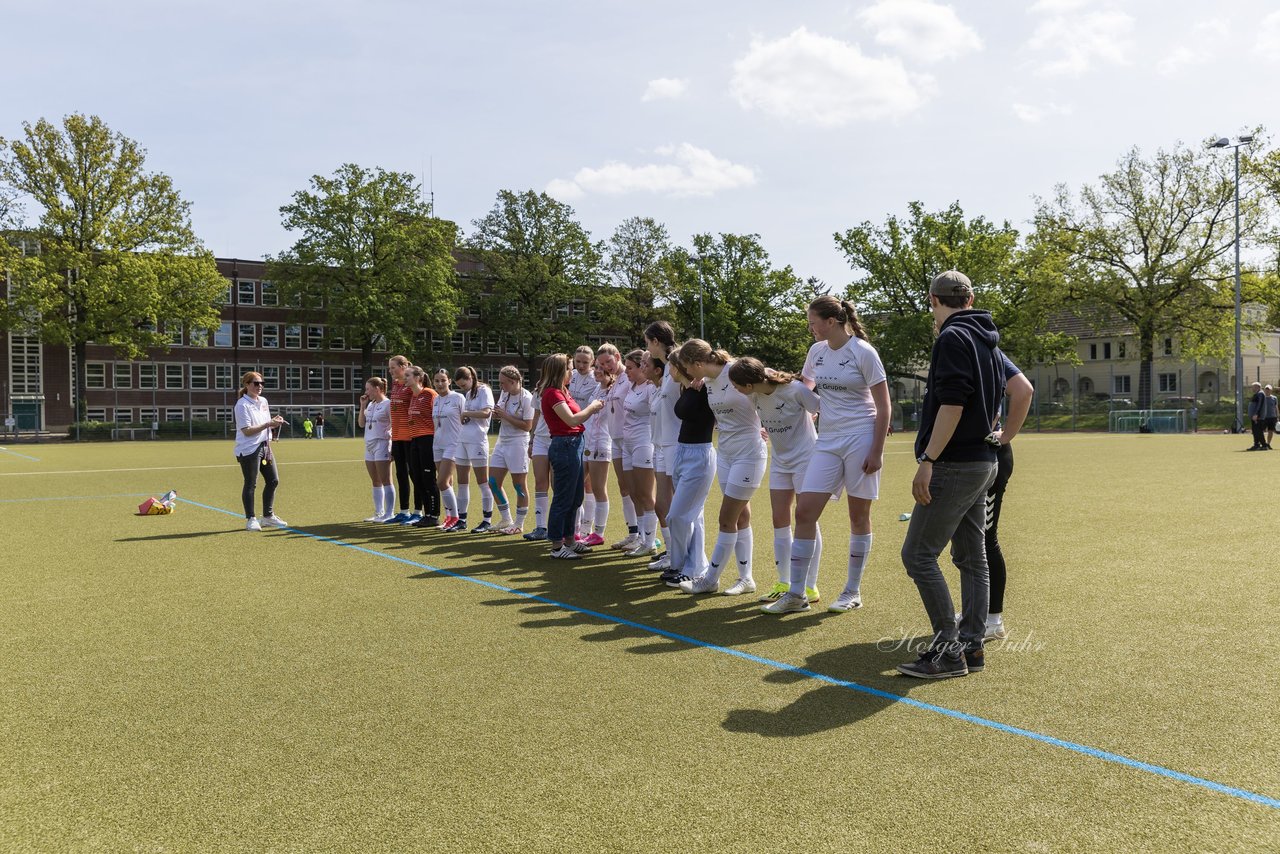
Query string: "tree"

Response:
xmin=606 ymin=216 xmax=675 ymax=340
xmin=0 ymin=114 xmax=225 ymax=420
xmin=465 ymin=190 xmax=605 ymax=371
xmin=1033 ymin=143 xmax=1266 ymax=407
xmin=266 ymin=164 xmax=460 ymax=380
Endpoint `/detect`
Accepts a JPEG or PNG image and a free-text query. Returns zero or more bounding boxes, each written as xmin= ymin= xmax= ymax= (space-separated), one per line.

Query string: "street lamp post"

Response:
xmin=688 ymin=253 xmax=705 ymax=340
xmin=1210 ymin=134 xmax=1253 ymax=434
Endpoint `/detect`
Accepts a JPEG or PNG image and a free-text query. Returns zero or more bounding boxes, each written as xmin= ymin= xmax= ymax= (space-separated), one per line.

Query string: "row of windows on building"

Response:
xmin=168 ymin=321 xmax=538 ymax=357
xmin=85 ymin=405 xmax=351 ymax=425
xmin=86 ymin=361 xmax=534 ymax=392
xmin=1073 ymin=373 xmax=1180 ymax=395
xmin=1086 ymin=339 xmax=1178 ymax=361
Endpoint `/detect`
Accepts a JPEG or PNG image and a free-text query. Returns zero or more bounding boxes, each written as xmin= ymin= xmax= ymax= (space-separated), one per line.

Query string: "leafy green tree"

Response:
xmin=0 ymin=114 xmax=225 ymax=419
xmin=465 ymin=190 xmax=605 ymax=370
xmin=606 ymin=216 xmax=675 ymax=340
xmin=267 ymin=164 xmax=460 ymax=379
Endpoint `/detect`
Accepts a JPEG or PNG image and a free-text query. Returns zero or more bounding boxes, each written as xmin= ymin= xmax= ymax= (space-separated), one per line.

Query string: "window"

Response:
xmin=329 ymin=333 xmax=345 ymax=350
xmin=572 ymin=300 xmax=586 ymax=316
xmin=115 ymin=408 xmax=133 ymax=424
xmin=260 ymin=281 xmax=278 ymax=306
xmin=262 ymin=366 xmax=280 ymax=390
xmin=223 ymin=282 xmax=233 ymax=305
xmin=329 ymin=367 xmax=346 ymax=390
xmin=166 ymin=323 xmax=183 ymax=346
xmin=467 ymin=304 xmax=481 ymax=318
xmin=190 ymin=365 xmax=209 ymax=390
xmin=166 ymin=408 xmax=185 ymax=422
xmin=238 ymin=323 xmax=256 ymax=347
xmin=1158 ymin=373 xmax=1178 ymax=393
xmin=191 ymin=407 xmax=209 ymax=421
xmin=1088 ymin=344 xmax=1097 ymax=360
xmin=1164 ymin=337 xmax=1174 ymax=356
xmin=352 ymin=366 xmax=364 ymax=387
xmin=285 ymin=325 xmax=301 ymax=349
xmin=308 ymin=367 xmax=324 ymax=390
xmin=506 ymin=337 xmax=521 ymax=355
xmin=1117 ymin=342 xmax=1125 ymax=359
xmin=468 ymin=335 xmax=482 ymax=354
xmin=189 ymin=328 xmax=210 ymax=347
xmin=431 ymin=332 xmax=444 ymax=350
xmin=262 ymin=324 xmax=279 ymax=348
xmin=1102 ymin=342 xmax=1112 ymax=360
xmin=86 ymin=363 xmax=107 ymax=389
xmin=451 ymin=332 xmax=465 ymax=352
xmin=307 ymin=325 xmax=323 ymax=349
xmin=214 ymin=321 xmax=232 ymax=348
xmin=286 ymin=366 xmax=302 ymax=390
xmin=487 ymin=335 xmax=501 ymax=355
xmin=114 ymin=363 xmax=132 ymax=389
xmin=86 ymin=407 xmax=107 ymax=422
xmin=165 ymin=364 xmax=184 ymax=389
xmin=139 ymin=408 xmax=158 ymax=426
xmin=1114 ymin=375 xmax=1131 ymax=394
xmin=415 ymin=329 xmax=428 ymax=349
xmin=556 ymin=303 xmax=570 ymax=318
xmin=214 ymin=407 xmax=233 ymax=423
xmin=238 ymin=280 xmax=255 ymax=305
xmin=214 ymin=365 xmax=233 ymax=390
xmin=139 ymin=364 xmax=158 ymax=390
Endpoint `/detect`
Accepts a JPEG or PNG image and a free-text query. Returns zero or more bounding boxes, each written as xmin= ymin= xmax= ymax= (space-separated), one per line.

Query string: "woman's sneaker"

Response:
xmin=984 ymin=615 xmax=1007 ymax=640
xmin=761 ymin=592 xmax=810 ymax=614
xmin=678 ymin=575 xmax=719 ymax=594
xmin=261 ymin=515 xmax=289 ymax=529
xmin=723 ymin=578 xmax=757 ymax=596
xmin=548 ymin=545 xmax=582 ymax=560
xmin=245 ymin=517 xmax=262 ymax=531
xmin=827 ymin=590 xmax=862 ymax=612
xmin=612 ymin=533 xmax=641 ymax=551
xmin=647 ymin=553 xmax=671 ymax=571
xmin=758 ymin=582 xmax=789 ymax=602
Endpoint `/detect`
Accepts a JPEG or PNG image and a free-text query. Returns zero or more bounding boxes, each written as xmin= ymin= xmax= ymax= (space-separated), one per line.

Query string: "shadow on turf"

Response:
xmin=115 ymin=530 xmax=240 ymax=542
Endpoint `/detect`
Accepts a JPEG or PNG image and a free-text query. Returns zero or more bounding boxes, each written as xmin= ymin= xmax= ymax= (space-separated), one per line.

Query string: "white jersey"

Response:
xmin=233 ymin=394 xmax=273 ymax=457
xmin=458 ymin=384 xmax=495 ymax=444
xmin=802 ymin=337 xmax=887 ymax=439
xmin=495 ymin=387 xmax=535 ymax=443
xmin=622 ymin=381 xmax=654 ymax=447
xmin=363 ymin=398 xmax=392 ymax=443
xmin=433 ymin=391 xmax=465 ymax=448
xmin=533 ymin=397 xmax=551 ymax=440
xmin=584 ymin=382 xmax=612 ymax=446
xmin=753 ymin=381 xmax=820 ymax=472
xmin=653 ymin=369 xmax=681 ymax=447
xmin=607 ymin=374 xmax=632 ymax=438
xmin=707 ymin=361 xmax=766 ymax=460
xmin=569 ymin=370 xmax=599 ymax=410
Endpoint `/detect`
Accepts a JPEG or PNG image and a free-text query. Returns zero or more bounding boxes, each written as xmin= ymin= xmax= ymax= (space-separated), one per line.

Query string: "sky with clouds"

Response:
xmin=4 ymin=0 xmax=1278 ymax=288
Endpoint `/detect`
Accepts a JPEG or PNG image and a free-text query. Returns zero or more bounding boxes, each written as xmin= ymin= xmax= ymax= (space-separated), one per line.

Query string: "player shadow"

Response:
xmin=115 ymin=530 xmax=239 ymax=542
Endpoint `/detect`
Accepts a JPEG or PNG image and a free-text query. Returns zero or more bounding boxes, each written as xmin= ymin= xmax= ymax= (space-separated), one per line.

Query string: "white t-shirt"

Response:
xmin=581 ymin=383 xmax=610 ymax=446
xmin=363 ymin=398 xmax=392 ymax=443
xmin=495 ymin=387 xmax=535 ymax=443
xmin=623 ymin=381 xmax=654 ymax=447
xmin=753 ymin=381 xmax=820 ymax=471
xmin=802 ymin=337 xmax=887 ymax=439
xmin=654 ymin=370 xmax=681 ymax=448
xmin=707 ymin=360 xmax=766 ymax=460
xmin=459 ymin=384 xmax=495 ymax=444
xmin=233 ymin=394 xmax=273 ymax=457
xmin=608 ymin=374 xmax=632 ymax=438
xmin=433 ymin=391 xmax=465 ymax=448
xmin=569 ymin=370 xmax=599 ymax=411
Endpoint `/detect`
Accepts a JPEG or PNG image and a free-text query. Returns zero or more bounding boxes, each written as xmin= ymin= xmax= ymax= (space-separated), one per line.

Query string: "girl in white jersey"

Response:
xmin=781 ymin=296 xmax=890 ymax=614
xmin=728 ymin=357 xmax=825 ymax=609
xmin=448 ymin=365 xmax=496 ymax=533
xmin=524 ymin=368 xmax=554 ymax=541
xmin=675 ymin=339 xmax=768 ymax=596
xmin=579 ymin=360 xmax=615 ymax=546
xmin=432 ymin=369 xmax=466 ymax=530
xmin=621 ymin=349 xmax=659 ymax=556
xmin=569 ymin=346 xmax=600 ymax=541
xmin=598 ymin=343 xmax=640 ymax=549
xmin=358 ymin=376 xmax=394 ymax=522
xmin=644 ymin=321 xmax=681 ymax=572
xmin=489 ymin=365 xmax=535 ymax=534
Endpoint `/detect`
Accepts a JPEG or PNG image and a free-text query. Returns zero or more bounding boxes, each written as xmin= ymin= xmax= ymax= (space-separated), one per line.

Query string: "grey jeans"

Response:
xmin=901 ymin=460 xmax=998 ymax=652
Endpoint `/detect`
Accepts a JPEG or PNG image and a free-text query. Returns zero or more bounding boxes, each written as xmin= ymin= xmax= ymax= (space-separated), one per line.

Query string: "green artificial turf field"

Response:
xmin=1 ymin=433 xmax=1278 ymax=852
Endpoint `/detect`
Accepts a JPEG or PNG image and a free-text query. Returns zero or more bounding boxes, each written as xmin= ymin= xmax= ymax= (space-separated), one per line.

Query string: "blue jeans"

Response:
xmin=547 ymin=434 xmax=585 ymax=542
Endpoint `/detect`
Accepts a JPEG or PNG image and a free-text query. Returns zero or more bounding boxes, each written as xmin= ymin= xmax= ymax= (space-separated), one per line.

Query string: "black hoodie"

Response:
xmin=915 ymin=309 xmax=1006 ymax=463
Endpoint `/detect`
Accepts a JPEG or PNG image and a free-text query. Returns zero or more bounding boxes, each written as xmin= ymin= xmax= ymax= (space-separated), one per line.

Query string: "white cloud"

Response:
xmin=641 ymin=77 xmax=688 ymax=101
xmin=1026 ymin=2 xmax=1134 ymax=76
xmin=1156 ymin=19 xmax=1230 ymax=75
xmin=546 ymin=144 xmax=757 ymax=199
xmin=730 ymin=27 xmax=934 ymax=126
xmin=857 ymin=0 xmax=983 ymax=63
xmin=1012 ymin=101 xmax=1073 ymax=123
xmin=1255 ymin=11 xmax=1280 ymax=59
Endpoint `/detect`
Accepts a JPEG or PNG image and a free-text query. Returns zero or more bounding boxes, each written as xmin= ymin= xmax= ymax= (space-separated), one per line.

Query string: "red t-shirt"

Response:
xmin=541 ymin=387 xmax=583 ymax=436
xmin=407 ymin=387 xmax=437 ymax=438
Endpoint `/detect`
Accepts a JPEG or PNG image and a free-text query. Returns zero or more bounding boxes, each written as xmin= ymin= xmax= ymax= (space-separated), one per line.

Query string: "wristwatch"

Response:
xmin=916 ymin=452 xmax=936 ymax=464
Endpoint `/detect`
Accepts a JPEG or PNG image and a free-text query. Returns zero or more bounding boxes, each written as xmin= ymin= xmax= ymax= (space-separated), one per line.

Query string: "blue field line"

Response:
xmin=0 ymin=492 xmax=152 ymax=504
xmin=178 ymin=496 xmax=1280 ymax=812
xmin=0 ymin=446 xmax=41 ymax=462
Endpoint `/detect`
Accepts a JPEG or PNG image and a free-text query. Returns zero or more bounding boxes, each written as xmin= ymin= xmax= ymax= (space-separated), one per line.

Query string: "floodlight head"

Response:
xmin=1239 ymin=134 xmax=1255 ymax=144
xmin=1211 ymin=137 xmax=1231 ymax=148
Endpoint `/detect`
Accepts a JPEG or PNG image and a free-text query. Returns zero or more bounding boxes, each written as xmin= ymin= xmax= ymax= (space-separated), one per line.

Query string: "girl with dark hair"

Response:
xmin=234 ymin=371 xmax=287 ymax=531
xmin=489 ymin=365 xmax=535 ymax=534
xmin=448 ymin=366 xmax=495 ymax=533
xmin=660 ymin=350 xmax=715 ymax=588
xmin=644 ymin=321 xmax=680 ymax=571
xmin=541 ymin=353 xmax=606 ymax=559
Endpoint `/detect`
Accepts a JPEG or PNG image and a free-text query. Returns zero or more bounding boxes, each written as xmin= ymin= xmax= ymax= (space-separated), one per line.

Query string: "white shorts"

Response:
xmin=652 ymin=444 xmax=665 ymax=474
xmin=531 ymin=434 xmax=551 ymax=457
xmin=660 ymin=443 xmax=678 ymax=477
xmin=611 ymin=438 xmax=624 ymax=462
xmin=489 ymin=441 xmax=529 ymax=474
xmin=623 ymin=441 xmax=654 ymax=471
xmin=717 ymin=454 xmax=766 ymax=500
xmin=769 ymin=467 xmax=805 ymax=492
xmin=799 ymin=433 xmax=881 ymax=500
xmin=454 ymin=439 xmax=490 ymax=468
xmin=584 ymin=436 xmax=613 ymax=462
xmin=365 ymin=439 xmax=391 ymax=462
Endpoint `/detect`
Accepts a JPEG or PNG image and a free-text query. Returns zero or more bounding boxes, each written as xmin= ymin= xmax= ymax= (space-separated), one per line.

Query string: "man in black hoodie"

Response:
xmin=898 ymin=271 xmax=1007 ymax=679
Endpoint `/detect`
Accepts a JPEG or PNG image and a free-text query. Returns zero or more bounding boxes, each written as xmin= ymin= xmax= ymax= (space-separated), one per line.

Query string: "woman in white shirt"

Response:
xmin=489 ymin=365 xmax=535 ymax=534
xmin=601 ymin=343 xmax=640 ymax=550
xmin=675 ymin=339 xmax=768 ymax=596
xmin=579 ymin=360 xmax=615 ymax=546
xmin=432 ymin=369 xmax=465 ymax=530
xmin=233 ymin=371 xmax=287 ymax=531
xmin=446 ymin=366 xmax=495 ymax=533
xmin=569 ymin=346 xmax=600 ymax=541
xmin=644 ymin=321 xmax=681 ymax=572
xmin=358 ymin=376 xmax=394 ymax=522
xmin=621 ymin=349 xmax=658 ymax=557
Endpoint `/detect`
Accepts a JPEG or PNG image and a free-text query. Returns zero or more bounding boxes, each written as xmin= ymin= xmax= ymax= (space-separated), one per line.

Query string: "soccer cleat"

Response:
xmin=523 ymin=526 xmax=548 ymax=541
xmin=245 ymin=517 xmax=262 ymax=532
xmin=678 ymin=575 xmax=719 ymax=595
xmin=548 ymin=545 xmax=582 ymax=560
xmin=828 ymin=590 xmax=863 ymax=612
xmin=497 ymin=525 xmax=523 ymax=535
xmin=384 ymin=512 xmax=411 ymax=524
xmin=570 ymin=540 xmax=593 ymax=554
xmin=260 ymin=515 xmax=289 ymax=529
xmin=470 ymin=521 xmax=493 ymax=534
xmin=758 ymin=582 xmax=789 ymax=602
xmin=724 ymin=578 xmax=757 ymax=596
xmin=761 ymin=592 xmax=810 ymax=614
xmin=896 ymin=647 xmax=968 ymax=679
xmin=612 ymin=533 xmax=641 ymax=551
xmin=583 ymin=533 xmax=606 ymax=547
xmin=625 ymin=542 xmax=660 ymax=558
xmin=374 ymin=513 xmax=396 ymax=523
xmin=444 ymin=519 xmax=468 ymax=533
xmin=413 ymin=516 xmax=439 ymax=528
xmin=806 ymin=586 xmax=821 ymax=603
xmin=401 ymin=513 xmax=422 ymax=526
xmin=439 ymin=515 xmax=458 ymax=530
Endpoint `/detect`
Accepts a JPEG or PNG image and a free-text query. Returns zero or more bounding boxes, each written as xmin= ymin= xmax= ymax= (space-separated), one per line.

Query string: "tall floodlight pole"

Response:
xmin=1210 ymin=134 xmax=1253 ymax=433
xmin=689 ymin=253 xmax=705 ymax=340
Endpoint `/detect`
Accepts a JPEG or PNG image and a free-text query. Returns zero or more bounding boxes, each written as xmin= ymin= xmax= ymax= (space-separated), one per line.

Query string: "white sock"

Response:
xmin=789 ymin=537 xmax=815 ymax=596
xmin=516 ymin=503 xmax=528 ymax=528
xmin=575 ymin=506 xmax=585 ymax=537
xmin=640 ymin=511 xmax=657 ymax=548
xmin=808 ymin=524 xmax=823 ymax=590
xmin=594 ymin=499 xmax=609 ymax=534
xmin=773 ymin=526 xmax=792 ymax=585
xmin=457 ymin=486 xmax=470 ymax=516
xmin=846 ymin=533 xmax=872 ymax=596
xmin=535 ymin=492 xmax=548 ymax=527
xmin=622 ymin=495 xmax=637 ymax=531
xmin=497 ymin=502 xmax=513 ymax=526
xmin=661 ymin=525 xmax=671 ymax=551
xmin=381 ymin=484 xmax=396 ymax=516
xmin=441 ymin=487 xmax=457 ymax=517
xmin=372 ymin=487 xmax=383 ymax=517
xmin=478 ymin=481 xmax=493 ymax=514
xmin=734 ymin=527 xmax=754 ymax=581
xmin=706 ymin=530 xmax=739 ymax=584
xmin=582 ymin=495 xmax=596 ymax=535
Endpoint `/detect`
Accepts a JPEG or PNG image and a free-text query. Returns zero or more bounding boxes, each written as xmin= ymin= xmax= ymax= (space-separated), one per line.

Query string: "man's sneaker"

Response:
xmin=523 ymin=526 xmax=548 ymax=541
xmin=612 ymin=533 xmax=641 ymax=550
xmin=583 ymin=533 xmax=606 ymax=547
xmin=984 ymin=615 xmax=1007 ymax=640
xmin=548 ymin=545 xmax=582 ymax=560
xmin=401 ymin=513 xmax=422 ymax=526
xmin=261 ymin=515 xmax=289 ymax=529
xmin=896 ymin=647 xmax=969 ymax=679
xmin=413 ymin=515 xmax=439 ymax=528
xmin=806 ymin=586 xmax=821 ymax=603
xmin=384 ymin=512 xmax=411 ymax=524
xmin=964 ymin=645 xmax=985 ymax=673
xmin=724 ymin=578 xmax=757 ymax=596
xmin=245 ymin=517 xmax=262 ymax=532
xmin=761 ymin=592 xmax=810 ymax=614
xmin=758 ymin=582 xmax=789 ymax=602
xmin=678 ymin=575 xmax=719 ymax=594
xmin=471 ymin=521 xmax=493 ymax=534
xmin=570 ymin=540 xmax=593 ymax=554
xmin=828 ymin=590 xmax=862 ymax=613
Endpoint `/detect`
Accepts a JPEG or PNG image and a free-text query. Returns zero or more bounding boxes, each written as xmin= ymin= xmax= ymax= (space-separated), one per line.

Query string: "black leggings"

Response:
xmin=237 ymin=445 xmax=279 ymax=519
xmin=409 ymin=435 xmax=440 ymax=516
xmin=391 ymin=439 xmax=412 ymax=512
xmin=985 ymin=443 xmax=1013 ymax=614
